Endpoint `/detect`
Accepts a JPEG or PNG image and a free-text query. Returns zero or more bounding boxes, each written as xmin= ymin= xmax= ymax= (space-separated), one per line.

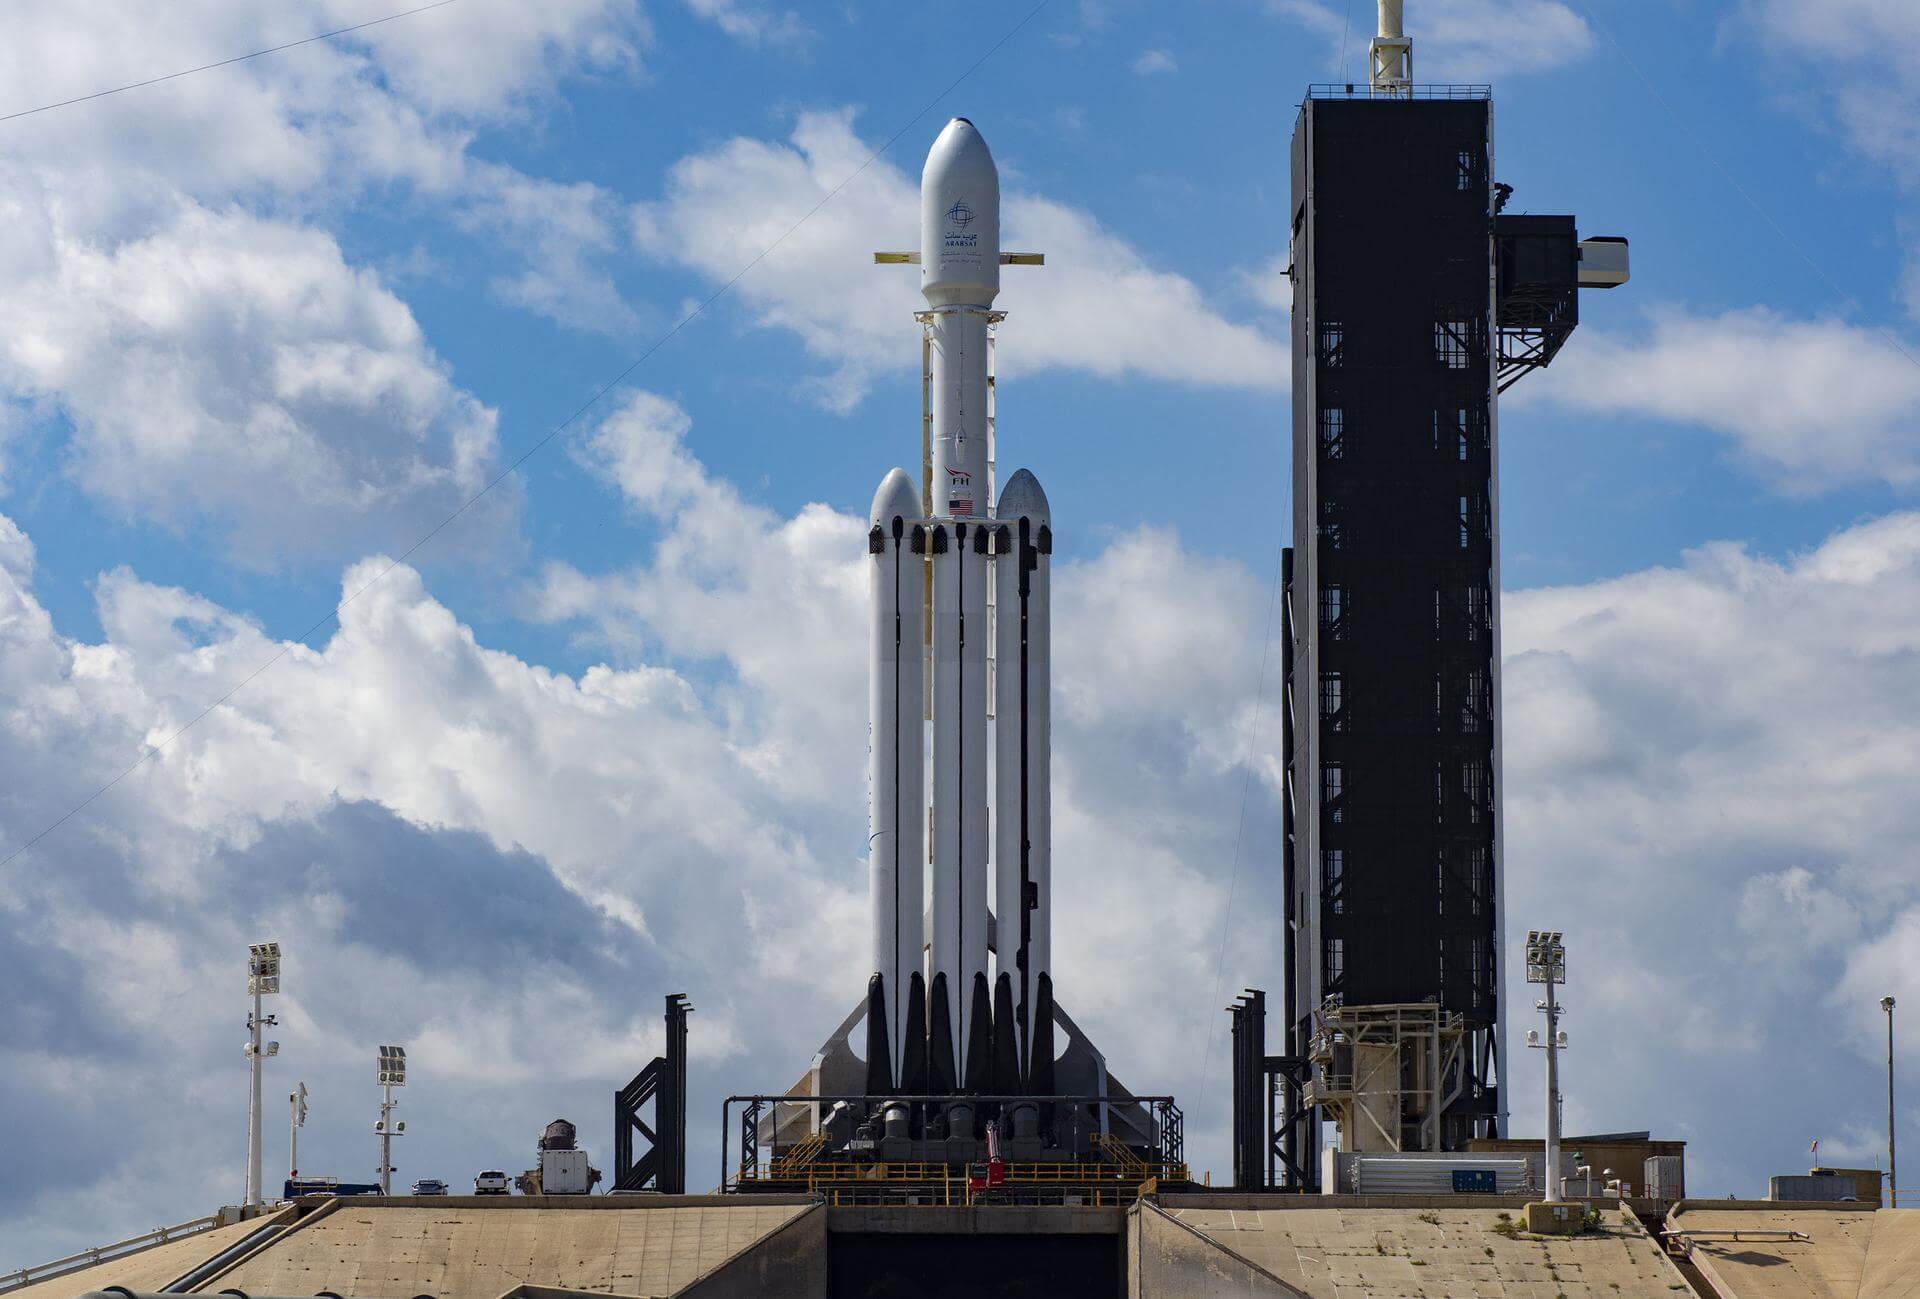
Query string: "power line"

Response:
xmin=0 ymin=0 xmax=1054 ymax=873
xmin=1569 ymin=0 xmax=1920 ymax=375
xmin=0 ymin=0 xmax=463 ymax=126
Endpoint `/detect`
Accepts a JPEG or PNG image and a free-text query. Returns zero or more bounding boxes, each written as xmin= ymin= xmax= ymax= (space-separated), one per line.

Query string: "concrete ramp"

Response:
xmin=1128 ymin=1202 xmax=1304 ymax=1298
xmin=1861 ymin=1209 xmax=1920 ymax=1297
xmin=4 ymin=1215 xmax=284 ymax=1299
xmin=1158 ymin=1194 xmax=1691 ymax=1297
xmin=202 ymin=1196 xmax=818 ymax=1299
xmin=1669 ymin=1202 xmax=1920 ymax=1299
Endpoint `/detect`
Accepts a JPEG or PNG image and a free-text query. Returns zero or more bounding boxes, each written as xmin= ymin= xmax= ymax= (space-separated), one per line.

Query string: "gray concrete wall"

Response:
xmin=677 ymin=1205 xmax=827 ymax=1299
xmin=1127 ymin=1203 xmax=1305 ymax=1299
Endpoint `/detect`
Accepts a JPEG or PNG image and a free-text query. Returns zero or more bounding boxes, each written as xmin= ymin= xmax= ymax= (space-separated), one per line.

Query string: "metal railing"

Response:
xmin=1306 ymin=83 xmax=1491 ymax=101
xmin=1 ymin=1216 xmax=223 ymax=1293
xmin=723 ymin=1092 xmax=1184 ymax=1190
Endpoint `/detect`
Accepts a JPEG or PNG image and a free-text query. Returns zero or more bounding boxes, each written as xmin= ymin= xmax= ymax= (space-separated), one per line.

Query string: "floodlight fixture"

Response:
xmin=1523 ymin=930 xmax=1565 ymax=985
xmin=248 ymin=941 xmax=281 ymax=995
xmin=378 ymin=1044 xmax=407 ymax=1087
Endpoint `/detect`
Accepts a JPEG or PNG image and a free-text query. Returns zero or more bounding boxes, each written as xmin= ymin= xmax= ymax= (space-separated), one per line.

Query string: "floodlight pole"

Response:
xmin=1886 ymin=996 xmax=1898 ymax=1208
xmin=246 ymin=980 xmax=263 ymax=1208
xmin=1526 ymin=931 xmax=1567 ymax=1205
xmin=378 ymin=1082 xmax=396 ymax=1194
xmin=1543 ymin=976 xmax=1562 ymax=1203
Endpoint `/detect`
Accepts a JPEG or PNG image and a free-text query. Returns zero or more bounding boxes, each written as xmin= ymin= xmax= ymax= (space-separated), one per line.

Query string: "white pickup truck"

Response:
xmin=474 ymin=1169 xmax=511 ymax=1196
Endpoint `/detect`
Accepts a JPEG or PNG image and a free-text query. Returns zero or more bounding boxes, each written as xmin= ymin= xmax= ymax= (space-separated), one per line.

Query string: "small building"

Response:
xmin=1467 ymin=1131 xmax=1685 ymax=1199
xmin=1770 ymin=1166 xmax=1883 ymax=1207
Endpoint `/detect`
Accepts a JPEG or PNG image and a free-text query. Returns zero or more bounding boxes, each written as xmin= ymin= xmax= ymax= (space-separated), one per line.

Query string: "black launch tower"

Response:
xmin=1269 ymin=83 xmax=1624 ymax=1189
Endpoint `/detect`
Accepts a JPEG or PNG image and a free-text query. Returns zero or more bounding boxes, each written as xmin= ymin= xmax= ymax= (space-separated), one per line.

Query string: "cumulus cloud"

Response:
xmin=0 ymin=1 xmax=646 ymax=198
xmin=681 ymin=0 xmax=811 ymax=46
xmin=629 ymin=109 xmax=1287 ymax=410
xmin=0 ymin=0 xmax=647 ymax=543
xmin=1748 ymin=0 xmax=1920 ymax=177
xmin=1263 ymin=0 xmax=1591 ymax=80
xmin=1132 ymin=48 xmax=1179 ymax=75
xmin=1502 ymin=512 xmax=1920 ymax=1182
xmin=0 ymin=395 xmax=1282 ymax=1251
xmin=1745 ymin=1 xmax=1920 ymax=317
xmin=1530 ymin=306 xmax=1920 ymax=492
xmin=0 ymin=197 xmax=503 ymax=562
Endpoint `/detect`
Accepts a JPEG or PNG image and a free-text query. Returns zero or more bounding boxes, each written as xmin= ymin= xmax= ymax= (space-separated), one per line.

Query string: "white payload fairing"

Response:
xmin=864 ymin=118 xmax=1054 ymax=1098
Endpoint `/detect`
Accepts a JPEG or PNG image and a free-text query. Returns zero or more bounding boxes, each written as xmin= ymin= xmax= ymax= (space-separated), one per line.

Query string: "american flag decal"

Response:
xmin=949 ymin=498 xmax=973 ymax=515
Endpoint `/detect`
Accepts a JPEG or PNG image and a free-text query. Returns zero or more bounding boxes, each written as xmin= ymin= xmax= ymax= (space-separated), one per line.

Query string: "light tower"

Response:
xmin=244 ymin=942 xmax=281 ymax=1209
xmin=375 ymin=1045 xmax=406 ymax=1194
xmin=1884 ymin=995 xmax=1897 ymax=1208
xmin=1525 ymin=930 xmax=1568 ymax=1202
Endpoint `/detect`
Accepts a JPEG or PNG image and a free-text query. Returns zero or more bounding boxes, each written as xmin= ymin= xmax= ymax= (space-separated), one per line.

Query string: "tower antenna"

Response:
xmin=1370 ymin=0 xmax=1412 ymax=95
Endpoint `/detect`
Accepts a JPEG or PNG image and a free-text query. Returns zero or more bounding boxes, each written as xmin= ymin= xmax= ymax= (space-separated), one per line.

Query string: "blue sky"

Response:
xmin=5 ymin=0 xmax=1920 ymax=1256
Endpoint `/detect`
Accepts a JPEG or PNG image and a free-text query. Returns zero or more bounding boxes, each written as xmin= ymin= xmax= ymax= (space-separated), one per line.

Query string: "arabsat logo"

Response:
xmin=946 ymin=200 xmax=976 ymax=229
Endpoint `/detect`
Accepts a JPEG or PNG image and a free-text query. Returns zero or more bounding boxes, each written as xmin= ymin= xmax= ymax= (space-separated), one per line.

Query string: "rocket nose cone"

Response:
xmin=871 ymin=467 xmax=922 ymax=526
xmin=995 ymin=468 xmax=1050 ymax=524
xmin=925 ymin=116 xmax=997 ymax=184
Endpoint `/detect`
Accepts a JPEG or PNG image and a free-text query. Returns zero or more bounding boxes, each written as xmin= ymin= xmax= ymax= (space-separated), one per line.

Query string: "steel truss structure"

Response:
xmin=614 ymin=993 xmax=691 ymax=1193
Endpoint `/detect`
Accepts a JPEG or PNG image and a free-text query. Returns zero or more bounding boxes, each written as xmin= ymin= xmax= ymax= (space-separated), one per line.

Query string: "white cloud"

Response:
xmin=1746 ymin=1 xmax=1920 ymax=317
xmin=0 ymin=1 xmax=650 ymax=551
xmin=1748 ymin=0 xmax=1920 ymax=176
xmin=0 ymin=195 xmax=503 ymax=563
xmin=1132 ymin=48 xmax=1178 ymax=75
xmin=682 ymin=0 xmax=811 ymax=46
xmin=630 ymin=108 xmax=1287 ymax=410
xmin=0 ymin=2 xmax=646 ymax=203
xmin=1237 ymin=252 xmax=1293 ymax=314
xmin=1502 ymin=512 xmax=1920 ymax=1172
xmin=0 ymin=394 xmax=1282 ymax=1249
xmin=1263 ymin=0 xmax=1591 ymax=80
xmin=1531 ymin=305 xmax=1920 ymax=492
xmin=16 ymin=9 xmax=646 ymax=324
xmin=460 ymin=165 xmax=644 ymax=336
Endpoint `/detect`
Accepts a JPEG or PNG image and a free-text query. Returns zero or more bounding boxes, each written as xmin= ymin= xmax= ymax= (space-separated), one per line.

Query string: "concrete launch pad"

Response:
xmin=1666 ymin=1201 xmax=1920 ymax=1299
xmin=25 ymin=1192 xmax=1920 ymax=1298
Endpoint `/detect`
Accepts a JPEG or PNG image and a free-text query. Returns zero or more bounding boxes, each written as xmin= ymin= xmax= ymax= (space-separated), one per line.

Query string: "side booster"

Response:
xmin=865 ymin=118 xmax=1054 ymax=1101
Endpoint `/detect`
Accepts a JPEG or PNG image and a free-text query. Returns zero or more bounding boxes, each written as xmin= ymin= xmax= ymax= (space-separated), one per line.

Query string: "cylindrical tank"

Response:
xmin=539 ymin=1118 xmax=576 ymax=1151
xmin=868 ymin=469 xmax=926 ymax=1085
xmin=930 ymin=519 xmax=990 ymax=1079
xmin=993 ymin=470 xmax=1052 ymax=1071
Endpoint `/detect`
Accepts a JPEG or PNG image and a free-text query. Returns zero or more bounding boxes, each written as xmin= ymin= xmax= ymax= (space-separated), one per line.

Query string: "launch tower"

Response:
xmin=1273 ymin=0 xmax=1627 ymax=1188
